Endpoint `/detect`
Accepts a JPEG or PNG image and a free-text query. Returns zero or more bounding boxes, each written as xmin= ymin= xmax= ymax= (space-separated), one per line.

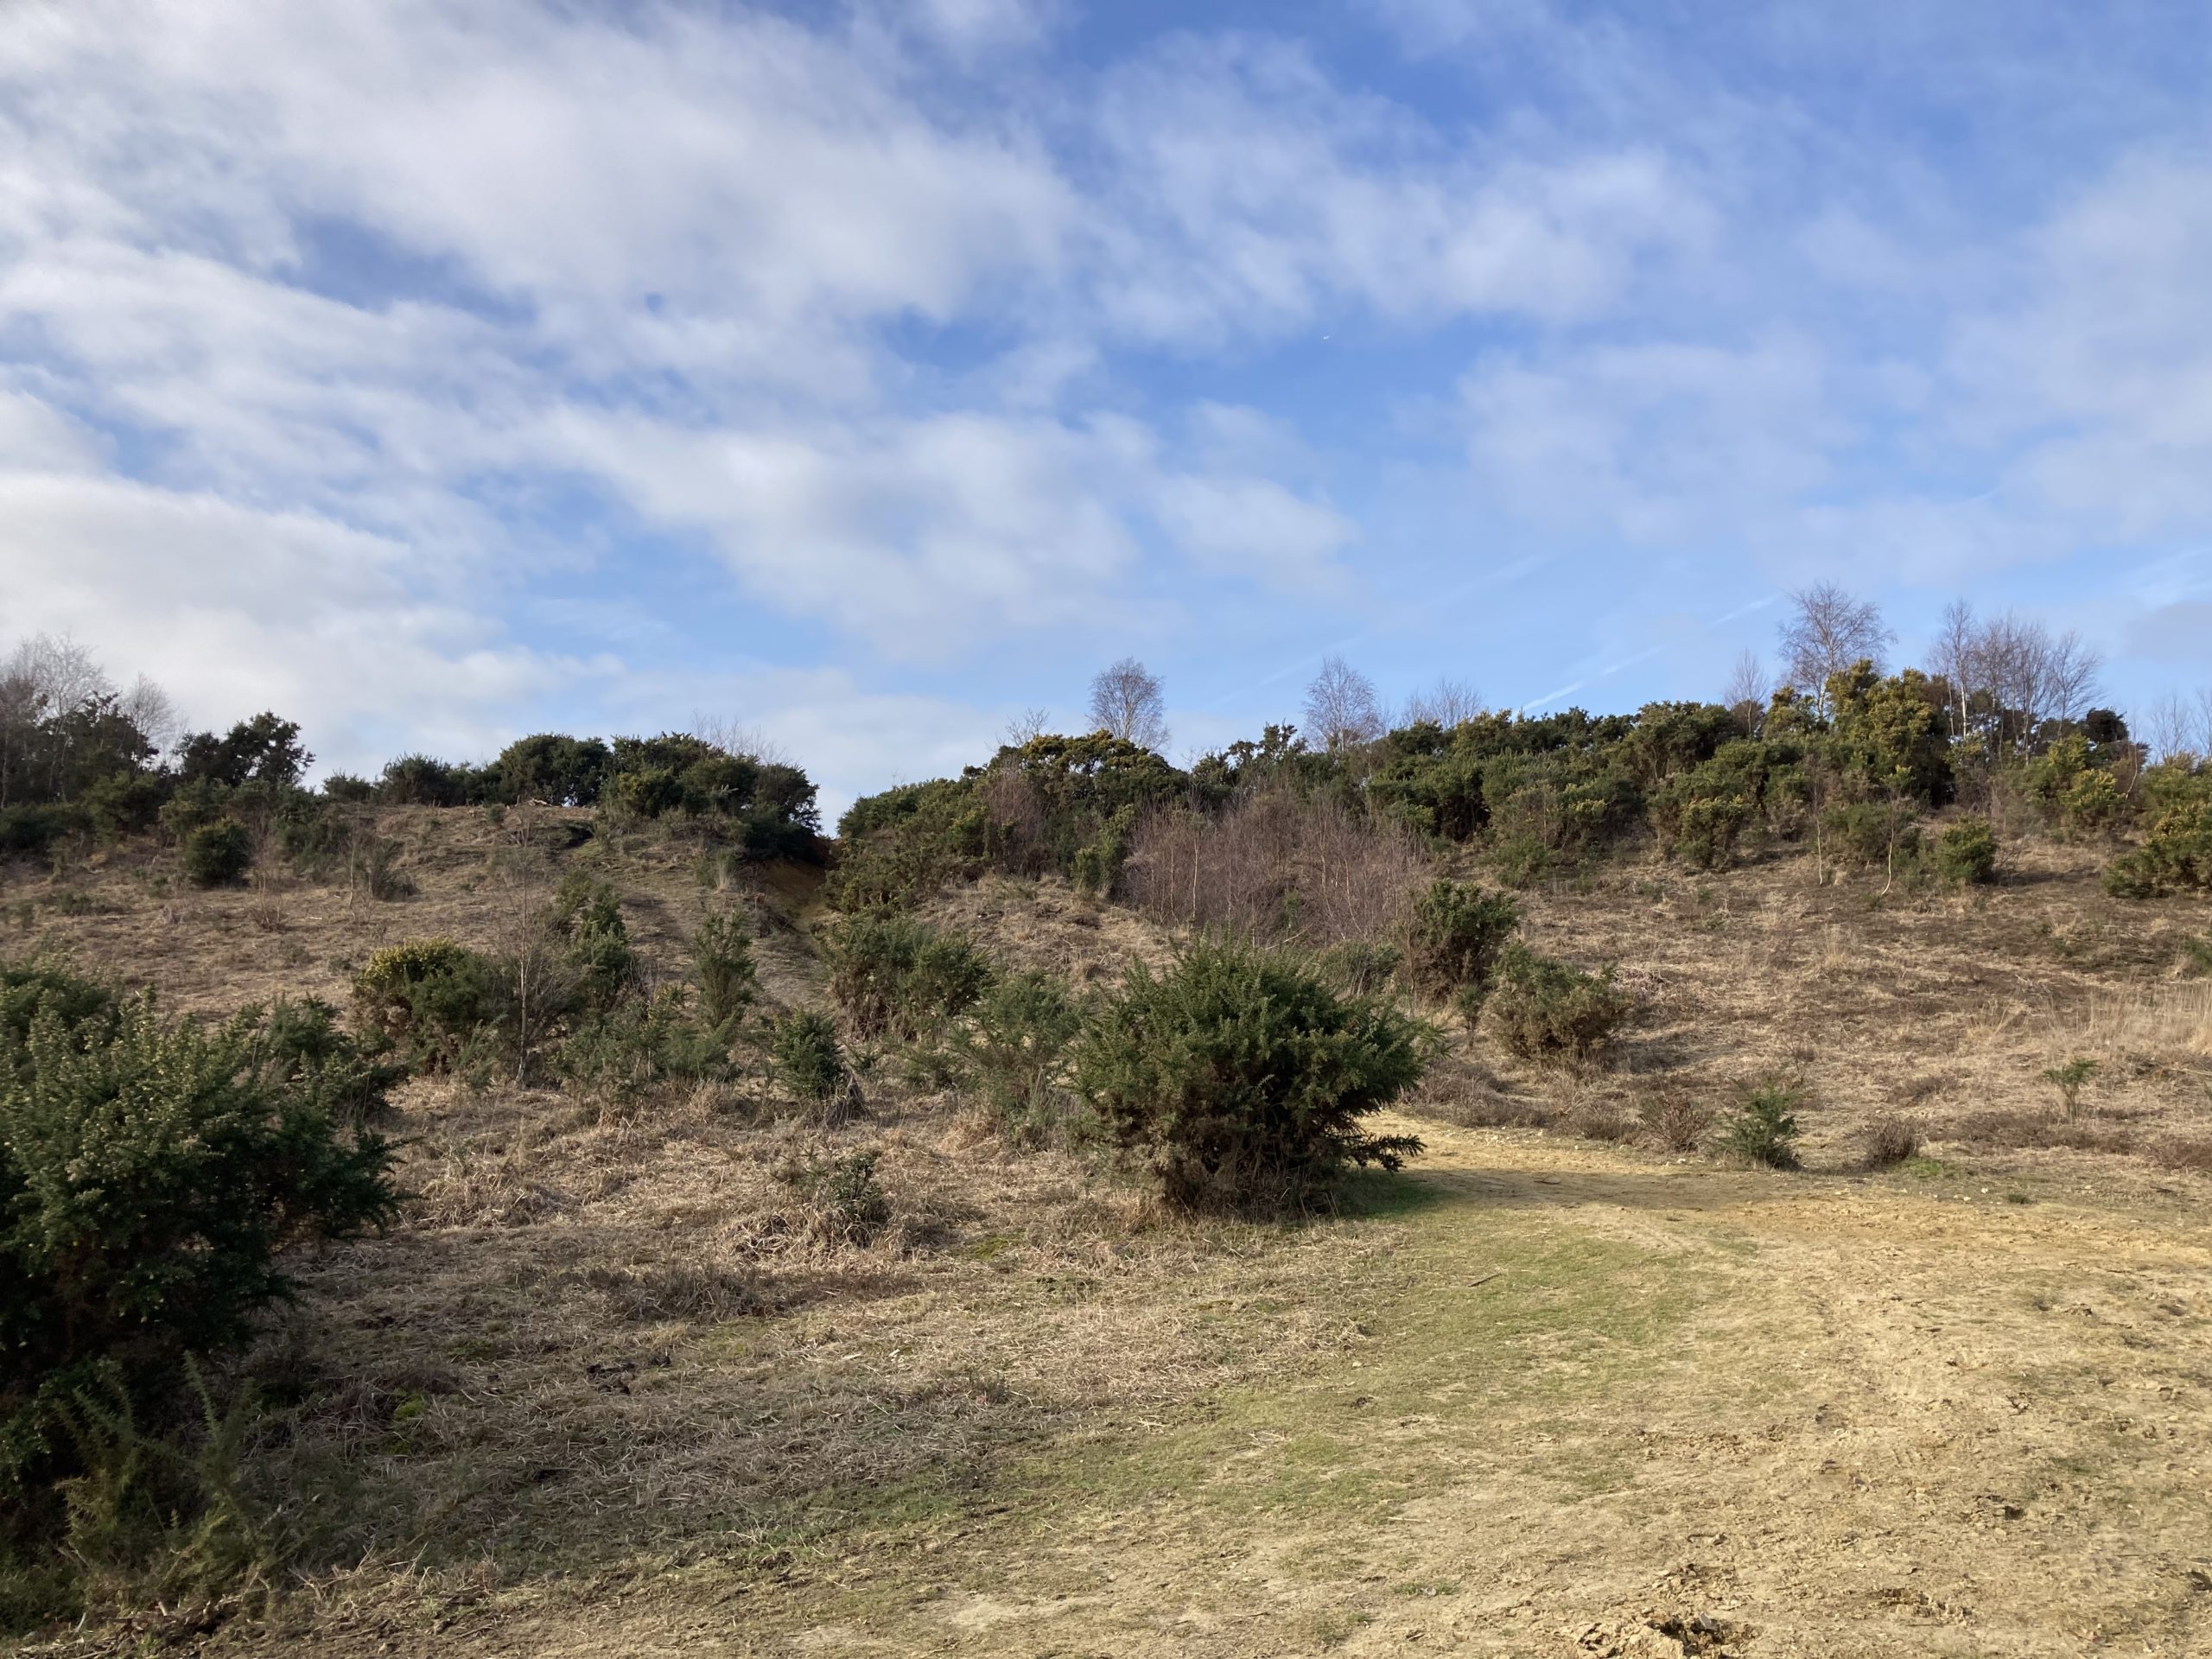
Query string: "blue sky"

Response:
xmin=3 ymin=0 xmax=2210 ymax=815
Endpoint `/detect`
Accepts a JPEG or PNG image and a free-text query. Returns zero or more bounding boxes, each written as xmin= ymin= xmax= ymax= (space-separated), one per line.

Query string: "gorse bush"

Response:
xmin=829 ymin=914 xmax=993 ymax=1041
xmin=1719 ymin=1081 xmax=1804 ymax=1168
xmin=772 ymin=1009 xmax=849 ymax=1110
xmin=1404 ymin=879 xmax=1518 ymax=1004
xmin=2106 ymin=796 xmax=2212 ymax=897
xmin=780 ymin=1149 xmax=891 ymax=1248
xmin=691 ymin=906 xmax=758 ymax=1032
xmin=1074 ymin=940 xmax=1427 ymax=1212
xmin=351 ymin=938 xmax=512 ymax=1071
xmin=545 ymin=871 xmax=635 ymax=1007
xmin=181 ymin=818 xmax=252 ymax=887
xmin=952 ymin=969 xmax=1084 ymax=1143
xmin=1935 ymin=816 xmax=1998 ymax=885
xmin=1 ymin=963 xmax=397 ymax=1595
xmin=557 ymin=987 xmax=725 ymax=1110
xmin=1483 ymin=946 xmax=1634 ymax=1064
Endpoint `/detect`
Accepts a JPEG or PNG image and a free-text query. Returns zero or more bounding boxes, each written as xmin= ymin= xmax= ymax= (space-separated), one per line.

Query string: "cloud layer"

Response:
xmin=3 ymin=0 xmax=2209 ymax=810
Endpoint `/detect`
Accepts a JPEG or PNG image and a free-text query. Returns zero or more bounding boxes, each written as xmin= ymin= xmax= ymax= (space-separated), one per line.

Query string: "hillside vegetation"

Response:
xmin=3 ymin=615 xmax=2211 ymax=1656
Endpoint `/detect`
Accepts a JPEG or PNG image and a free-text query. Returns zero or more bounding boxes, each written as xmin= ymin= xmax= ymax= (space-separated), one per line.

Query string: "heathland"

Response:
xmin=4 ymin=616 xmax=2212 ymax=1656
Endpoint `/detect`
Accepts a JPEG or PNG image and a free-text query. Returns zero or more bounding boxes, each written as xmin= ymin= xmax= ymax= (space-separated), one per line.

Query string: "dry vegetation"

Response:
xmin=9 ymin=808 xmax=2212 ymax=1656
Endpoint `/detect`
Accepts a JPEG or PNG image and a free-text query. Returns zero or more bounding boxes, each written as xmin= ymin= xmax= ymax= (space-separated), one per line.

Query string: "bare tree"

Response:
xmin=2042 ymin=629 xmax=2103 ymax=724
xmin=1088 ymin=658 xmax=1168 ymax=751
xmin=1779 ymin=582 xmax=1893 ymax=715
xmin=1722 ymin=651 xmax=1770 ymax=725
xmin=1929 ymin=599 xmax=1978 ymax=741
xmin=2143 ymin=692 xmax=2193 ymax=762
xmin=121 ymin=674 xmax=181 ymax=758
xmin=690 ymin=713 xmax=795 ymax=766
xmin=1923 ymin=602 xmax=2106 ymax=759
xmin=1304 ymin=655 xmax=1385 ymax=752
xmin=1403 ymin=676 xmax=1483 ymax=728
xmin=1003 ymin=706 xmax=1052 ymax=747
xmin=5 ymin=632 xmax=111 ymax=713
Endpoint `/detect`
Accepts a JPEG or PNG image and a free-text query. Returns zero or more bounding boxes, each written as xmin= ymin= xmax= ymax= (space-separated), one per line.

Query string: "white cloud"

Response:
xmin=0 ymin=471 xmax=598 ymax=768
xmin=1460 ymin=334 xmax=1840 ymax=543
xmin=1089 ymin=37 xmax=1713 ymax=341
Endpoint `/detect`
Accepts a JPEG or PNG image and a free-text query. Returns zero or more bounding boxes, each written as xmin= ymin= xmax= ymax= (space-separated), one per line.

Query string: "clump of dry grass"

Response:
xmin=1637 ymin=1090 xmax=1711 ymax=1153
xmin=585 ymin=1262 xmax=774 ymax=1323
xmin=1856 ymin=1113 xmax=1922 ymax=1170
xmin=2150 ymin=1137 xmax=2212 ymax=1173
xmin=1955 ymin=1109 xmax=2139 ymax=1154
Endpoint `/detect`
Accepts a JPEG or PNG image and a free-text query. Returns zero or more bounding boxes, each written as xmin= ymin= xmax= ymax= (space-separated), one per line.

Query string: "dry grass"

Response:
xmin=13 ymin=809 xmax=2212 ymax=1656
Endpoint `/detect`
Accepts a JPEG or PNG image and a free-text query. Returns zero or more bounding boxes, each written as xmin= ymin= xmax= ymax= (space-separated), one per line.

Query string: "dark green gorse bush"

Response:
xmin=1074 ymin=939 xmax=1427 ymax=1212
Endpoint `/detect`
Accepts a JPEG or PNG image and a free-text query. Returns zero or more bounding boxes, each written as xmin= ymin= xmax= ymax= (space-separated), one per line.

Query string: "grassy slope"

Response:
xmin=7 ymin=812 xmax=2212 ymax=1656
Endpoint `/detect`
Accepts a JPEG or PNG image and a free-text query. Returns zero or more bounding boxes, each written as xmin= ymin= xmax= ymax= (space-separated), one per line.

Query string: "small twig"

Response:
xmin=1469 ymin=1270 xmax=1504 ymax=1289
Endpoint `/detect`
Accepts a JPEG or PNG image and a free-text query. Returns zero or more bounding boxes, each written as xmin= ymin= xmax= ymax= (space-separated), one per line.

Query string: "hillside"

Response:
xmin=8 ymin=807 xmax=2212 ymax=1656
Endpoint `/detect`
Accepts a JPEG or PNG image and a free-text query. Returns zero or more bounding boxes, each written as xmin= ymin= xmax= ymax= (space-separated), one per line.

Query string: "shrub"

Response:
xmin=952 ymin=969 xmax=1084 ymax=1143
xmin=557 ymin=988 xmax=725 ymax=1109
xmin=1319 ymin=940 xmax=1402 ymax=997
xmin=181 ymin=818 xmax=252 ymax=887
xmin=1857 ymin=1113 xmax=1921 ymax=1169
xmin=545 ymin=872 xmax=635 ymax=1006
xmin=1484 ymin=946 xmax=1634 ymax=1064
xmin=1934 ymin=817 xmax=1998 ymax=886
xmin=2105 ymin=798 xmax=2212 ymax=897
xmin=1074 ymin=940 xmax=1427 ymax=1211
xmin=780 ymin=1149 xmax=891 ymax=1247
xmin=1 ymin=976 xmax=397 ymax=1572
xmin=375 ymin=753 xmax=487 ymax=807
xmin=772 ymin=1009 xmax=855 ymax=1118
xmin=1821 ymin=801 xmax=1919 ymax=871
xmin=2041 ymin=1057 xmax=2096 ymax=1119
xmin=1404 ymin=879 xmax=1519 ymax=1005
xmin=351 ymin=938 xmax=512 ymax=1071
xmin=0 ymin=804 xmax=89 ymax=860
xmin=1637 ymin=1090 xmax=1711 ymax=1153
xmin=829 ymin=914 xmax=992 ymax=1041
xmin=1718 ymin=1081 xmax=1803 ymax=1168
xmin=691 ymin=906 xmax=759 ymax=1032
xmin=2058 ymin=768 xmax=2126 ymax=840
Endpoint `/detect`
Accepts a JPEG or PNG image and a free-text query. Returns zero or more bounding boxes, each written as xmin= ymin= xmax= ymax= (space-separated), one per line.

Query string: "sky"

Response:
xmin=3 ymin=0 xmax=2210 ymax=817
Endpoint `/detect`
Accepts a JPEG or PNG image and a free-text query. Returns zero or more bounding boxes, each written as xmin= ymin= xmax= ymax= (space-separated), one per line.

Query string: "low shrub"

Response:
xmin=1403 ymin=879 xmax=1518 ymax=1005
xmin=772 ymin=1009 xmax=858 ymax=1120
xmin=779 ymin=1149 xmax=891 ymax=1248
xmin=1 ymin=971 xmax=397 ymax=1606
xmin=1934 ymin=817 xmax=1998 ymax=886
xmin=2041 ymin=1057 xmax=2096 ymax=1119
xmin=1319 ymin=940 xmax=1402 ymax=998
xmin=1857 ymin=1113 xmax=1921 ymax=1170
xmin=1483 ymin=946 xmax=1634 ymax=1064
xmin=1074 ymin=939 xmax=1427 ymax=1212
xmin=1718 ymin=1080 xmax=1803 ymax=1168
xmin=1637 ymin=1090 xmax=1711 ymax=1153
xmin=1821 ymin=801 xmax=1919 ymax=871
xmin=557 ymin=988 xmax=726 ymax=1109
xmin=952 ymin=969 xmax=1084 ymax=1143
xmin=0 ymin=804 xmax=89 ymax=860
xmin=544 ymin=872 xmax=635 ymax=1007
xmin=2105 ymin=799 xmax=2212 ymax=897
xmin=829 ymin=914 xmax=992 ymax=1041
xmin=181 ymin=818 xmax=252 ymax=888
xmin=691 ymin=906 xmax=759 ymax=1032
xmin=351 ymin=938 xmax=512 ymax=1071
